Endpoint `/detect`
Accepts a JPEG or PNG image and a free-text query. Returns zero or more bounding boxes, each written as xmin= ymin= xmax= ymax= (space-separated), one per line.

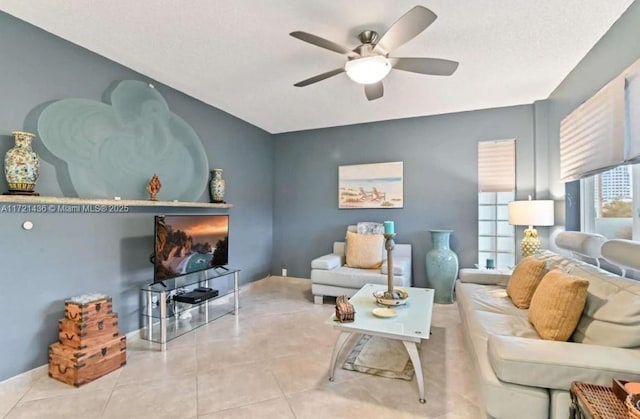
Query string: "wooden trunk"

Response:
xmin=59 ymin=313 xmax=119 ymax=349
xmin=49 ymin=334 xmax=126 ymax=387
xmin=64 ymin=294 xmax=113 ymax=323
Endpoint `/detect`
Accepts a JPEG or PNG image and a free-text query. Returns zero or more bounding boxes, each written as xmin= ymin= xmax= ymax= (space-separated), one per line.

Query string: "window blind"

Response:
xmin=560 ymin=75 xmax=626 ymax=182
xmin=478 ymin=139 xmax=516 ymax=192
xmin=626 ymin=60 xmax=640 ymax=163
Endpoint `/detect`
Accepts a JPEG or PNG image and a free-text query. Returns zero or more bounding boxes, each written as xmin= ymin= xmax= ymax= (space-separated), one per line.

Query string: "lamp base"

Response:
xmin=520 ymin=227 xmax=541 ymax=257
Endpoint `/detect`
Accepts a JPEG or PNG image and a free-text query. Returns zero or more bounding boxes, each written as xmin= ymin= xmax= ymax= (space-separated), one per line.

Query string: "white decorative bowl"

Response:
xmin=373 ymin=289 xmax=409 ymax=306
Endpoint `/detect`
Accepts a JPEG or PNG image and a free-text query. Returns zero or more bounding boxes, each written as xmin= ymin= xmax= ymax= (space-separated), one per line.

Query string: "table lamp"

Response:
xmin=508 ymin=196 xmax=554 ymax=257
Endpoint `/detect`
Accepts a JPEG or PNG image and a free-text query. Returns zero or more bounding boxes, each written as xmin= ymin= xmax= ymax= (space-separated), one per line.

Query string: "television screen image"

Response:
xmin=154 ymin=214 xmax=229 ymax=282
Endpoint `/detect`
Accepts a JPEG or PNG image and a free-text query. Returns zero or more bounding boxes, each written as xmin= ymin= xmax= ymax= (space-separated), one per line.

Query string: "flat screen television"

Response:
xmin=153 ymin=214 xmax=229 ymax=283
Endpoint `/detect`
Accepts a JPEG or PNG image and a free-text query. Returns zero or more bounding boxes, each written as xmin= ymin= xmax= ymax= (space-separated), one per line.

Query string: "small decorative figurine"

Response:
xmin=147 ymin=174 xmax=161 ymax=201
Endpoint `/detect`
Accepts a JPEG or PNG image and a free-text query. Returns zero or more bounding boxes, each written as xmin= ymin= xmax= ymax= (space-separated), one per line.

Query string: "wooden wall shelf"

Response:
xmin=0 ymin=194 xmax=232 ymax=209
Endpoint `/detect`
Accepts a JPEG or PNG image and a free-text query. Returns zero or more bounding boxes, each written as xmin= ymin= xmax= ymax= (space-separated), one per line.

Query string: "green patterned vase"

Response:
xmin=209 ymin=169 xmax=225 ymax=203
xmin=5 ymin=131 xmax=39 ymax=192
xmin=425 ymin=230 xmax=459 ymax=304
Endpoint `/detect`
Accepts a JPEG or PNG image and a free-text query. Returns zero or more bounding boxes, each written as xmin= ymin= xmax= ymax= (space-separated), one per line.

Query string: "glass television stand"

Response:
xmin=140 ymin=268 xmax=239 ymax=351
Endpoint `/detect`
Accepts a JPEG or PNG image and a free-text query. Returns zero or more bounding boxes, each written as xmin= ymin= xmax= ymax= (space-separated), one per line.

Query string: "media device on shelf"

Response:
xmin=173 ymin=288 xmax=220 ymax=304
xmin=153 ymin=214 xmax=229 ymax=284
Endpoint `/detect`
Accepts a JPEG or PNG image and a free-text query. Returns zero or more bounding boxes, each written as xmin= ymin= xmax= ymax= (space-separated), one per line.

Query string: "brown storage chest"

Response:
xmin=49 ymin=335 xmax=126 ymax=387
xmin=49 ymin=293 xmax=126 ymax=386
xmin=58 ymin=313 xmax=119 ymax=349
xmin=64 ymin=294 xmax=113 ymax=323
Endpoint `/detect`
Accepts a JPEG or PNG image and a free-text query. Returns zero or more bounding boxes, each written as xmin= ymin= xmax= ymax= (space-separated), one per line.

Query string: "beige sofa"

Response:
xmin=456 ymin=234 xmax=640 ymax=419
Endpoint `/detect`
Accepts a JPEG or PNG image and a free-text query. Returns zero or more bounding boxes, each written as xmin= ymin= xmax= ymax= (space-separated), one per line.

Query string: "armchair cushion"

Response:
xmin=345 ymin=231 xmax=384 ymax=269
xmin=381 ymin=256 xmax=411 ymax=276
xmin=311 ymin=254 xmax=342 ymax=270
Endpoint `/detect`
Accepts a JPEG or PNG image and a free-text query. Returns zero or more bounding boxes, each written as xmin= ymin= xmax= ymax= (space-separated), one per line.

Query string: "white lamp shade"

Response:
xmin=508 ymin=200 xmax=554 ymax=226
xmin=345 ymin=56 xmax=391 ymax=84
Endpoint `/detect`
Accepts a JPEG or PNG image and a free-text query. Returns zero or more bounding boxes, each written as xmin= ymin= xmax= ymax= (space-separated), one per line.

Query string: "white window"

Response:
xmin=569 ymin=58 xmax=640 ymax=245
xmin=478 ymin=192 xmax=515 ymax=268
xmin=581 ymin=164 xmax=639 ymax=240
xmin=478 ymin=140 xmax=516 ymax=269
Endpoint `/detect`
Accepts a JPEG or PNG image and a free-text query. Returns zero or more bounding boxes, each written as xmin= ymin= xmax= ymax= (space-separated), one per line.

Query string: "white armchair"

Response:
xmin=310 ymin=225 xmax=412 ymax=304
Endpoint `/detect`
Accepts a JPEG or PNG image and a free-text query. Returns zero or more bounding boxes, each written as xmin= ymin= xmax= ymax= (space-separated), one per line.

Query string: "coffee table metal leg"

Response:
xmin=402 ymin=340 xmax=426 ymax=403
xmin=329 ymin=331 xmax=352 ymax=382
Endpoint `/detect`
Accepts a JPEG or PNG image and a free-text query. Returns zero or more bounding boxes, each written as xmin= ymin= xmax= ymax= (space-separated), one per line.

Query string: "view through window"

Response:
xmin=582 ymin=164 xmax=639 ymax=240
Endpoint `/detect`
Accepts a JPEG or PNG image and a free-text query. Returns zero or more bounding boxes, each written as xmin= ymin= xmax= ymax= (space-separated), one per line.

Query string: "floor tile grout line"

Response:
xmin=194 ymin=338 xmax=201 ymax=419
xmin=98 ymin=384 xmax=116 ymax=418
xmin=0 ymin=278 xmax=480 ymax=418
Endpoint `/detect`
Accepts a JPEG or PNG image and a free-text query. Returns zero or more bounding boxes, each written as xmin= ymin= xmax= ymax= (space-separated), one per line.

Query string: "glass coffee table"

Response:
xmin=327 ymin=283 xmax=435 ymax=403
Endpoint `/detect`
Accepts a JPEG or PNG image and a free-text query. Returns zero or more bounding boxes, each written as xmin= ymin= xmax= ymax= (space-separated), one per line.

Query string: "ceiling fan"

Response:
xmin=290 ymin=5 xmax=459 ymax=101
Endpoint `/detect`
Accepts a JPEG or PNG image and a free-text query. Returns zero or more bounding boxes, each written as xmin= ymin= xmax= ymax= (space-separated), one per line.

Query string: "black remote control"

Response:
xmin=194 ymin=287 xmax=213 ymax=292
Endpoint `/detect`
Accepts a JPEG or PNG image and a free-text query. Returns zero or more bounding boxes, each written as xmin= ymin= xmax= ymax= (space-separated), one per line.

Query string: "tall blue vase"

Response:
xmin=425 ymin=230 xmax=459 ymax=304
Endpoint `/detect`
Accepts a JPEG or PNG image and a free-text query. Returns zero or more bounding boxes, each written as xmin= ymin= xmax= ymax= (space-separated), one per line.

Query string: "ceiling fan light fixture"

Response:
xmin=345 ymin=55 xmax=391 ymax=84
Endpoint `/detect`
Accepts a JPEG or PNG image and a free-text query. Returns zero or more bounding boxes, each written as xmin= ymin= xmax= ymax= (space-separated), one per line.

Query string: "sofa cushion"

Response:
xmin=455 ymin=291 xmax=550 ymax=419
xmin=311 ymin=266 xmax=409 ymax=289
xmin=456 ymin=282 xmax=526 ymax=317
xmin=469 ymin=310 xmax=540 ymax=339
xmin=533 ymin=250 xmax=580 ymax=272
xmin=506 ymin=256 xmax=547 ymax=309
xmin=345 ymin=231 xmax=384 ymax=269
xmin=380 ymin=256 xmax=410 ymax=276
xmin=528 ymin=270 xmax=589 ymax=341
xmin=569 ymin=263 xmax=640 ymax=347
xmin=459 ymin=268 xmax=512 ymax=286
xmin=487 ymin=334 xmax=640 ymax=390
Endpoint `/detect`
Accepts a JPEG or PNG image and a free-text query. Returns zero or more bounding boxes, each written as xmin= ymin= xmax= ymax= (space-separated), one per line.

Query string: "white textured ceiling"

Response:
xmin=1 ymin=1 xmax=635 ymax=133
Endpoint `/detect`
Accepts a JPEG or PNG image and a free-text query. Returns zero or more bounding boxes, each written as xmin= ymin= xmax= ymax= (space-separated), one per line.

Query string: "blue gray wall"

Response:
xmin=271 ymin=1 xmax=640 ymax=283
xmin=3 ymin=0 xmax=639 ymax=382
xmin=0 ymin=13 xmax=273 ymax=381
xmin=546 ymin=1 xmax=640 ymax=228
xmin=272 ymin=105 xmax=538 ymax=287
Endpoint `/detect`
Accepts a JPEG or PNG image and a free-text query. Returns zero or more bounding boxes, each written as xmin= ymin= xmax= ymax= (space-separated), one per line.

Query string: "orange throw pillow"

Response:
xmin=506 ymin=256 xmax=547 ymax=308
xmin=528 ymin=270 xmax=589 ymax=341
xmin=345 ymin=231 xmax=384 ymax=269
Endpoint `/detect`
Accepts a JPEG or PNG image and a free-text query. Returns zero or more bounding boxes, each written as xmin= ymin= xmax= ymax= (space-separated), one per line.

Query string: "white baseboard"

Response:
xmin=0 ymin=364 xmax=48 ymax=387
xmin=1 ymin=275 xmax=276 ymax=385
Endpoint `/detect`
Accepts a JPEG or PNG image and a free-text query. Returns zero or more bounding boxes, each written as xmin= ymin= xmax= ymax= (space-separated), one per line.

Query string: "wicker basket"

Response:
xmin=626 ymin=394 xmax=640 ymax=419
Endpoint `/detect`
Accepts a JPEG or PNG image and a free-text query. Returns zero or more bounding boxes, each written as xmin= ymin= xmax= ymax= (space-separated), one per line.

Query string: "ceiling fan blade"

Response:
xmin=392 ymin=58 xmax=459 ymax=76
xmin=290 ymin=31 xmax=358 ymax=57
xmin=364 ymin=82 xmax=384 ymax=101
xmin=374 ymin=6 xmax=437 ymax=54
xmin=294 ymin=68 xmax=345 ymax=87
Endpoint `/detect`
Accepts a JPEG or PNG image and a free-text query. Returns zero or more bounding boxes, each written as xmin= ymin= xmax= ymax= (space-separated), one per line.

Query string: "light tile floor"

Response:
xmin=0 ymin=276 xmax=481 ymax=419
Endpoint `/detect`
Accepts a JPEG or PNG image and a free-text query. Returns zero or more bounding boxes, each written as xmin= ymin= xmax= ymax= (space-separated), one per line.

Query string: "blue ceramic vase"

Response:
xmin=425 ymin=230 xmax=459 ymax=304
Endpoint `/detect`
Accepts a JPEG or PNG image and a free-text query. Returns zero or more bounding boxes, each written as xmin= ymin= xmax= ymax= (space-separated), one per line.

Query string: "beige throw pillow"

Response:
xmin=506 ymin=256 xmax=548 ymax=309
xmin=345 ymin=231 xmax=384 ymax=269
xmin=528 ymin=269 xmax=589 ymax=341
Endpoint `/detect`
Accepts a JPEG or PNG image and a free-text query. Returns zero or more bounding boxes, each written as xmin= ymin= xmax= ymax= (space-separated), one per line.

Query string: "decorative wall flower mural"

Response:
xmin=37 ymin=80 xmax=209 ymax=201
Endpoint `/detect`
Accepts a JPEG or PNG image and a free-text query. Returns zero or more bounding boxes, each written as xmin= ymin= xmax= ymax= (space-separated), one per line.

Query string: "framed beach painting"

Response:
xmin=338 ymin=161 xmax=403 ymax=209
